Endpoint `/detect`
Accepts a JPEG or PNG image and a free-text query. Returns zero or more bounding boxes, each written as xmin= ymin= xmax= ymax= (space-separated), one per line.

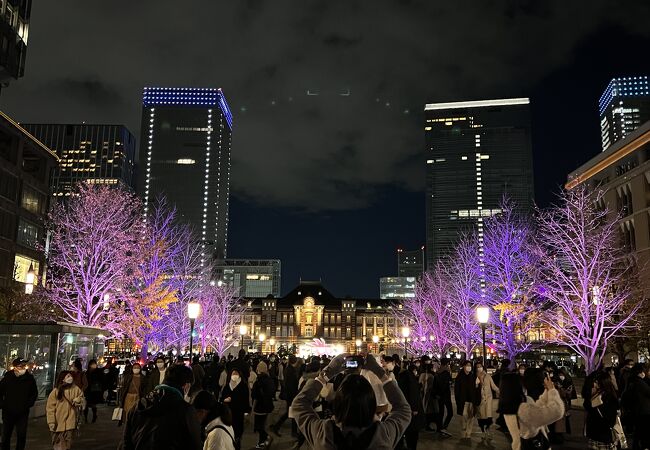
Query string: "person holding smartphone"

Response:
xmin=517 ymin=368 xmax=565 ymax=448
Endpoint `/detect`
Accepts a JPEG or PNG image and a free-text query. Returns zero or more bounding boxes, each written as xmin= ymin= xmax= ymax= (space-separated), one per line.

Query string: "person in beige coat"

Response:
xmin=475 ymin=361 xmax=499 ymax=441
xmin=46 ymin=371 xmax=85 ymax=450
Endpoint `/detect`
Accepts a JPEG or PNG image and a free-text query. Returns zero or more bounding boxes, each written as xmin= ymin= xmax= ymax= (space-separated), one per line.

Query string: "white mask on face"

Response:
xmin=386 ymin=363 xmax=395 ymax=372
xmin=64 ymin=376 xmax=74 ymax=384
xmin=132 ymin=368 xmax=141 ymax=374
xmin=156 ymin=363 xmax=165 ymax=370
xmin=15 ymin=368 xmax=26 ymax=376
xmin=559 ymin=375 xmax=565 ymax=381
xmin=231 ymin=374 xmax=240 ymax=383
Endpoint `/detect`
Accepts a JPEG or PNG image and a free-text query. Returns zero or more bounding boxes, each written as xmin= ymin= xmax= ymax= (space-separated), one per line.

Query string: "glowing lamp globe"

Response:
xmin=476 ymin=306 xmax=490 ymax=324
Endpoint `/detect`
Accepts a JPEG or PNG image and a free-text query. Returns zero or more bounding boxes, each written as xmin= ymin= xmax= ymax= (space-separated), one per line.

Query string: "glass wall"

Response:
xmin=0 ymin=333 xmax=55 ymax=399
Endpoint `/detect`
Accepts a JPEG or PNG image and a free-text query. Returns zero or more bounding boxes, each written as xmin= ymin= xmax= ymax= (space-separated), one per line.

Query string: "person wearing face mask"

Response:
xmin=454 ymin=360 xmax=479 ymax=439
xmin=0 ymin=358 xmax=38 ymax=450
xmin=146 ymin=356 xmax=168 ymax=395
xmin=621 ymin=363 xmax=650 ymax=450
xmin=585 ymin=371 xmax=620 ymax=450
xmin=83 ymin=359 xmax=103 ymax=424
xmin=46 ymin=370 xmax=85 ymax=450
xmin=120 ymin=364 xmax=202 ymax=450
xmin=69 ymin=358 xmax=88 ymax=393
xmin=119 ymin=362 xmax=147 ymax=424
xmin=220 ymin=369 xmax=251 ymax=449
xmin=251 ymin=361 xmax=276 ymax=449
xmin=474 ymin=361 xmax=499 ymax=441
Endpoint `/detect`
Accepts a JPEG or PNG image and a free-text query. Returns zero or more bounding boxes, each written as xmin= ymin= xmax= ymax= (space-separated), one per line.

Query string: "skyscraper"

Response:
xmin=0 ymin=0 xmax=31 ymax=92
xmin=214 ymin=259 xmax=281 ymax=298
xmin=599 ymin=76 xmax=650 ymax=151
xmin=22 ymin=124 xmax=136 ymax=196
xmin=424 ymin=98 xmax=534 ymax=269
xmin=397 ymin=247 xmax=425 ymax=277
xmin=139 ymin=87 xmax=233 ymax=263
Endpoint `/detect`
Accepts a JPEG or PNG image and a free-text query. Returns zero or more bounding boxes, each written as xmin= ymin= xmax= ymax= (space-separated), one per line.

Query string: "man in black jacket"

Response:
xmin=0 ymin=357 xmax=38 ymax=450
xmin=270 ymin=355 xmax=300 ymax=437
xmin=121 ymin=364 xmax=201 ymax=450
xmin=435 ymin=357 xmax=453 ymax=436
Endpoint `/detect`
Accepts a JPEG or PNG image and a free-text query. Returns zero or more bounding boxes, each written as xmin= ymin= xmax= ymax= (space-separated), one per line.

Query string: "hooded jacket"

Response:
xmin=121 ymin=385 xmax=201 ymax=450
xmin=0 ymin=370 xmax=38 ymax=415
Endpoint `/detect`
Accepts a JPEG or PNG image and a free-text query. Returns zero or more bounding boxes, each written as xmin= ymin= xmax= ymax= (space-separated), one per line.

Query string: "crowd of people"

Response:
xmin=0 ymin=351 xmax=648 ymax=450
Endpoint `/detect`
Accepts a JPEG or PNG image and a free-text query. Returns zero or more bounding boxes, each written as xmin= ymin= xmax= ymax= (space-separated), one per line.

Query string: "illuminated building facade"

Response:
xmin=379 ymin=277 xmax=416 ymax=300
xmin=0 ymin=111 xmax=57 ymax=288
xmin=397 ymin=247 xmax=425 ymax=277
xmin=0 ymin=0 xmax=30 ymax=91
xmin=241 ymin=281 xmax=406 ymax=355
xmin=138 ymin=87 xmax=233 ymax=263
xmin=567 ymin=119 xmax=650 ymax=295
xmin=214 ymin=259 xmax=281 ymax=298
xmin=22 ymin=124 xmax=136 ymax=196
xmin=424 ymin=98 xmax=534 ymax=268
xmin=599 ymin=76 xmax=650 ymax=151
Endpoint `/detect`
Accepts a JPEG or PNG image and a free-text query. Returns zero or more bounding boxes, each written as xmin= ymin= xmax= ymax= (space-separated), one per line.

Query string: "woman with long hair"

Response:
xmin=585 ymin=371 xmax=619 ymax=450
xmin=46 ymin=371 xmax=85 ymax=450
xmin=475 ymin=360 xmax=499 ymax=441
xmin=119 ymin=362 xmax=147 ymax=424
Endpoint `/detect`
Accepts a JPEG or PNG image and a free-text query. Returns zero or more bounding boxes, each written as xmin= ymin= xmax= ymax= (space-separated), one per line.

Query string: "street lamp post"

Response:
xmin=188 ymin=302 xmax=201 ymax=358
xmin=25 ymin=263 xmax=35 ymax=295
xmin=269 ymin=337 xmax=276 ymax=354
xmin=259 ymin=333 xmax=266 ymax=354
xmin=372 ymin=335 xmax=379 ymax=354
xmin=476 ymin=306 xmax=490 ymax=365
xmin=239 ymin=324 xmax=248 ymax=350
xmin=401 ymin=326 xmax=410 ymax=359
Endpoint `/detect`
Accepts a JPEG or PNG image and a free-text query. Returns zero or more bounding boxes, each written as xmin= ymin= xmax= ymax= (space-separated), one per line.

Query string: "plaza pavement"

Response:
xmin=22 ymin=401 xmax=588 ymax=450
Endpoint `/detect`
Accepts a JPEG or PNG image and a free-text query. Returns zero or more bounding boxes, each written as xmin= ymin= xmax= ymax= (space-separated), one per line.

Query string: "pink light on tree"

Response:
xmin=47 ymin=183 xmax=140 ymax=327
xmin=537 ymin=185 xmax=642 ymax=374
xmin=480 ymin=198 xmax=541 ymax=363
xmin=195 ymin=283 xmax=246 ymax=355
xmin=396 ymin=272 xmax=438 ymax=355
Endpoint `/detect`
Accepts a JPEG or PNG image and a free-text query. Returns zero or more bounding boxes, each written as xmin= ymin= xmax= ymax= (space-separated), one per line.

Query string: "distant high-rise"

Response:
xmin=397 ymin=247 xmax=424 ymax=277
xmin=23 ymin=124 xmax=136 ymax=196
xmin=379 ymin=277 xmax=416 ymax=300
xmin=214 ymin=259 xmax=281 ymax=298
xmin=424 ymin=98 xmax=534 ymax=269
xmin=599 ymin=76 xmax=650 ymax=151
xmin=139 ymin=87 xmax=233 ymax=264
xmin=0 ymin=0 xmax=31 ymax=91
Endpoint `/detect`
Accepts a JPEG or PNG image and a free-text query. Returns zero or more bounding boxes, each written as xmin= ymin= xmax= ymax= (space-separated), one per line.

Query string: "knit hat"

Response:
xmin=256 ymin=361 xmax=268 ymax=374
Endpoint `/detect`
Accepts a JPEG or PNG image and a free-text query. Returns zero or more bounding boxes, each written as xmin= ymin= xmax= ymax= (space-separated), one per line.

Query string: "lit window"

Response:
xmin=14 ymin=255 xmax=39 ymax=283
xmin=177 ymin=159 xmax=196 ymax=165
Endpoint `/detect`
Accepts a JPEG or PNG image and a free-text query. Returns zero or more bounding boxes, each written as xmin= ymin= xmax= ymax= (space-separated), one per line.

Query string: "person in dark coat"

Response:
xmin=268 ymin=354 xmax=280 ymax=400
xmin=146 ymin=356 xmax=168 ymax=395
xmin=102 ymin=357 xmax=119 ymax=405
xmin=120 ymin=364 xmax=202 ymax=450
xmin=0 ymin=358 xmax=38 ymax=450
xmin=220 ymin=368 xmax=251 ymax=449
xmin=454 ymin=360 xmax=478 ymax=439
xmin=227 ymin=349 xmax=251 ymax=384
xmin=621 ymin=363 xmax=650 ymax=450
xmin=584 ymin=371 xmax=619 ymax=449
xmin=270 ymin=354 xmax=300 ymax=437
xmin=497 ymin=372 xmax=526 ymax=450
xmin=84 ymin=359 xmax=104 ymax=423
xmin=398 ymin=364 xmax=425 ymax=450
xmin=204 ymin=355 xmax=224 ymax=394
xmin=251 ymin=361 xmax=275 ymax=449
xmin=435 ymin=357 xmax=453 ymax=436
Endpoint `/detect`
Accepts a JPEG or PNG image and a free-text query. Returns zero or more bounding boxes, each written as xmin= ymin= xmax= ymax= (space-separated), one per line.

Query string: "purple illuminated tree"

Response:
xmin=537 ymin=185 xmax=642 ymax=374
xmin=445 ymin=235 xmax=482 ymax=357
xmin=113 ymin=198 xmax=202 ymax=356
xmin=196 ymin=284 xmax=247 ymax=355
xmin=396 ymin=272 xmax=439 ymax=355
xmin=480 ymin=198 xmax=541 ymax=363
xmin=417 ymin=267 xmax=453 ymax=354
xmin=47 ymin=183 xmax=140 ymax=327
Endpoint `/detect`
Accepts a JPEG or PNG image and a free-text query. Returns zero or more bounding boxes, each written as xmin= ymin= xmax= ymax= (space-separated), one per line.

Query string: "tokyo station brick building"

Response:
xmin=240 ymin=280 xmax=407 ymax=355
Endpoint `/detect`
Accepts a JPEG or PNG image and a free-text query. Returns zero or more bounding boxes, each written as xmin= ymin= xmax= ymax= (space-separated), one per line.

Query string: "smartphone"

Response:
xmin=345 ymin=360 xmax=359 ymax=369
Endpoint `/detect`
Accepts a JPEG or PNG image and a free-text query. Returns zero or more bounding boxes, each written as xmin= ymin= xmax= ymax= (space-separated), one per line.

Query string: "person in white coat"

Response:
xmin=517 ymin=368 xmax=565 ymax=448
xmin=204 ymin=402 xmax=236 ymax=450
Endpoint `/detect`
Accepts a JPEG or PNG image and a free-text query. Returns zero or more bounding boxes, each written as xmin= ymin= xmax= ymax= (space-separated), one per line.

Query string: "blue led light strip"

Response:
xmin=142 ymin=87 xmax=233 ymax=129
xmin=599 ymin=76 xmax=650 ymax=115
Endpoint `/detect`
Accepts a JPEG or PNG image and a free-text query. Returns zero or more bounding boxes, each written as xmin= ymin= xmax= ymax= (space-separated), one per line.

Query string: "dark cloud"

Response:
xmin=1 ymin=0 xmax=649 ymax=213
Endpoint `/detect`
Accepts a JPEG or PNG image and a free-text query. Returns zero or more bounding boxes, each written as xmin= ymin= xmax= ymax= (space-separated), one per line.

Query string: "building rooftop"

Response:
xmin=0 ymin=110 xmax=59 ymax=161
xmin=424 ymin=98 xmax=529 ymax=111
xmin=598 ymin=76 xmax=649 ymax=115
xmin=142 ymin=87 xmax=233 ymax=129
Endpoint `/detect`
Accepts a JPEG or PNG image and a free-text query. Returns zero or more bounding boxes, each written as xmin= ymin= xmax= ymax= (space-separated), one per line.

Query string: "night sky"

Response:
xmin=2 ymin=1 xmax=650 ymax=298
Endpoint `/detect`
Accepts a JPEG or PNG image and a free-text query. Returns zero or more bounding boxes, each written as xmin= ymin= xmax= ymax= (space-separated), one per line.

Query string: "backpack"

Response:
xmin=331 ymin=421 xmax=379 ymax=450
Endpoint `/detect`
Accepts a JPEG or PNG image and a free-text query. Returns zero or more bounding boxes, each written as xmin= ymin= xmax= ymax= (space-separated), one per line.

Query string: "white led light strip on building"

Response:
xmin=143 ymin=108 xmax=155 ymax=223
xmin=200 ymin=109 xmax=212 ymax=267
xmin=424 ymin=97 xmax=529 ymax=111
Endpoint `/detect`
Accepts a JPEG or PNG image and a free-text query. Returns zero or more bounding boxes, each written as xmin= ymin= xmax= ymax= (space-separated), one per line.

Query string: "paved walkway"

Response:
xmin=20 ymin=402 xmax=588 ymax=449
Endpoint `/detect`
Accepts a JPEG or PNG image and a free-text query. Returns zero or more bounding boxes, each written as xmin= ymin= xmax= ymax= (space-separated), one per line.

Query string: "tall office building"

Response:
xmin=379 ymin=277 xmax=416 ymax=300
xmin=397 ymin=247 xmax=424 ymax=277
xmin=424 ymin=98 xmax=534 ymax=268
xmin=139 ymin=87 xmax=233 ymax=263
xmin=214 ymin=259 xmax=281 ymax=298
xmin=599 ymin=76 xmax=650 ymax=151
xmin=22 ymin=124 xmax=136 ymax=196
xmin=0 ymin=0 xmax=31 ymax=91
